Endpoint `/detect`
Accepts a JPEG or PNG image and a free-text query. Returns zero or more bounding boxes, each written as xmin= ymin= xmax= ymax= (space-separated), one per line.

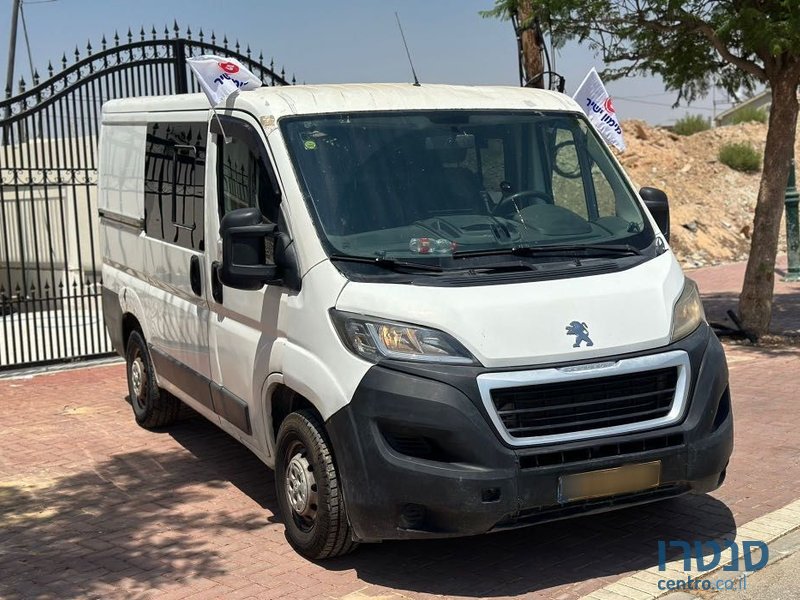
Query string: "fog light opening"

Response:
xmin=481 ymin=487 xmax=501 ymax=503
xmin=398 ymin=503 xmax=426 ymax=530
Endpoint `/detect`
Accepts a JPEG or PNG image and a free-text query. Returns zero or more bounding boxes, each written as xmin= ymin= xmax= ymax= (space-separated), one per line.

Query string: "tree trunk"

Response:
xmin=516 ymin=1 xmax=544 ymax=88
xmin=738 ymin=77 xmax=799 ymax=337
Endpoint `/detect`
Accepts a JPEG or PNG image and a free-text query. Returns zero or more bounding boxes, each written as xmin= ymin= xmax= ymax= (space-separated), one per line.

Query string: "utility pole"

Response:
xmin=5 ymin=0 xmax=22 ymax=97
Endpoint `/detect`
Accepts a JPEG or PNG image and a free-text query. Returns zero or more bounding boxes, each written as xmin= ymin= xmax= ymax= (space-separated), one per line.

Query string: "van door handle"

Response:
xmin=190 ymin=255 xmax=202 ymax=297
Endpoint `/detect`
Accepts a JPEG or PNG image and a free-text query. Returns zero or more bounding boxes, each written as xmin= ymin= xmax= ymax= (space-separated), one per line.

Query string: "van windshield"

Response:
xmin=280 ymin=111 xmax=653 ymax=265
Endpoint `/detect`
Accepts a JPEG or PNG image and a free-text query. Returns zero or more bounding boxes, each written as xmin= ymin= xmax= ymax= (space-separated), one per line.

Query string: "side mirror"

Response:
xmin=639 ymin=187 xmax=670 ymax=243
xmin=219 ymin=207 xmax=278 ymax=290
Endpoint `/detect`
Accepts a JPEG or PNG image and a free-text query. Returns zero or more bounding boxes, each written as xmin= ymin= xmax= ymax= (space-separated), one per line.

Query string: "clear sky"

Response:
xmin=2 ymin=0 xmax=736 ymax=125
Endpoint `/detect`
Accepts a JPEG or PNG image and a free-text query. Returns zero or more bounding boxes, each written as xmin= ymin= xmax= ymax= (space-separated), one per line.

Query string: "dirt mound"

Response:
xmin=618 ymin=120 xmax=791 ymax=268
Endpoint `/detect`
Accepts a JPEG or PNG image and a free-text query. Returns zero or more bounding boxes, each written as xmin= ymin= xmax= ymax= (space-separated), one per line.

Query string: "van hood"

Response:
xmin=335 ymin=252 xmax=686 ymax=368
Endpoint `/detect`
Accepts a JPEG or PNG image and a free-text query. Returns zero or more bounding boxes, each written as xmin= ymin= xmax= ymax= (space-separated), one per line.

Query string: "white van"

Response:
xmin=99 ymin=84 xmax=733 ymax=559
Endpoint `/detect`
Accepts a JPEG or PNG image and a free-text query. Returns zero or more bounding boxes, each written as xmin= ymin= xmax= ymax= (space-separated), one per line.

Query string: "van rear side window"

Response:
xmin=144 ymin=122 xmax=207 ymax=251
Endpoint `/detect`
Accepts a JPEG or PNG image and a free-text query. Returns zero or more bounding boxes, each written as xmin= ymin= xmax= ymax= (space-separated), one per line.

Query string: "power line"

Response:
xmin=19 ymin=1 xmax=36 ymax=81
xmin=614 ymin=96 xmax=732 ymax=112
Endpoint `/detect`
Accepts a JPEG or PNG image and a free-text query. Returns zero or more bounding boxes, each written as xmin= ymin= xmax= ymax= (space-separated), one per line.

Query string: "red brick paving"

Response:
xmin=0 ymin=260 xmax=798 ymax=600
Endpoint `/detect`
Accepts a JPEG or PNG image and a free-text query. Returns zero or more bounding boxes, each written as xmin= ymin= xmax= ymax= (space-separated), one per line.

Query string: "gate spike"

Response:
xmin=210 ymin=30 xmax=216 ymax=45
xmin=114 ymin=30 xmax=120 ymax=46
xmin=151 ymin=25 xmax=157 ymax=40
xmin=199 ymin=28 xmax=204 ymax=42
xmin=186 ymin=26 xmax=192 ymax=40
xmin=163 ymin=25 xmax=169 ymax=39
xmin=235 ymin=39 xmax=240 ymax=53
xmin=47 ymin=61 xmax=53 ymax=78
xmin=61 ymin=53 xmax=67 ymax=69
xmin=101 ymin=35 xmax=107 ymax=51
xmin=246 ymin=45 xmax=251 ymax=59
xmin=223 ymin=35 xmax=228 ymax=49
xmin=74 ymin=45 xmax=80 ymax=61
xmin=292 ymin=74 xmax=296 ymax=85
xmin=140 ymin=26 xmax=145 ymax=41
xmin=173 ymin=19 xmax=180 ymax=38
xmin=86 ymin=40 xmax=92 ymax=56
xmin=4 ymin=85 xmax=10 ymax=99
xmin=18 ymin=76 xmax=26 ymax=93
xmin=127 ymin=28 xmax=133 ymax=44
xmin=33 ymin=69 xmax=40 ymax=85
xmin=258 ymin=51 xmax=264 ymax=64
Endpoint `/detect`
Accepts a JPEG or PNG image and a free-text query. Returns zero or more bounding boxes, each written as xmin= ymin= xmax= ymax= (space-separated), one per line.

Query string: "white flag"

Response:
xmin=573 ymin=68 xmax=626 ymax=151
xmin=186 ymin=55 xmax=262 ymax=106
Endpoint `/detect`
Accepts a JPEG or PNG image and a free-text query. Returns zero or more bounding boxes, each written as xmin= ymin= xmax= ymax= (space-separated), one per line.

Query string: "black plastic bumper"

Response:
xmin=325 ymin=324 xmax=733 ymax=542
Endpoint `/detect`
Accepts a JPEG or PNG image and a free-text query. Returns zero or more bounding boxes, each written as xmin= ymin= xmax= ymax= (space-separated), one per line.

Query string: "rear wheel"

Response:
xmin=125 ymin=330 xmax=180 ymax=429
xmin=275 ymin=411 xmax=358 ymax=559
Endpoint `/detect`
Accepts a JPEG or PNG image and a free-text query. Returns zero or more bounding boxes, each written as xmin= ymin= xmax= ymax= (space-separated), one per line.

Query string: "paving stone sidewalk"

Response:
xmin=0 ymin=259 xmax=798 ymax=600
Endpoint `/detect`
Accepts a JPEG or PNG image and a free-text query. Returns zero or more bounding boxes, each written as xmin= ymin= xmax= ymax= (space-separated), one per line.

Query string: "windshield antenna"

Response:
xmin=395 ymin=12 xmax=421 ymax=86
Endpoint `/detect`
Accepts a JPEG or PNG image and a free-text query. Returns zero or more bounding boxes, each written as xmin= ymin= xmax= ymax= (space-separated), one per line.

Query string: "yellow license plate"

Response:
xmin=558 ymin=460 xmax=662 ymax=502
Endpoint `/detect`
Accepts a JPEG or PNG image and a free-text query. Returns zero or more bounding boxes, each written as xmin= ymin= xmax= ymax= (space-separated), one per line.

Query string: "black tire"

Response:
xmin=125 ymin=330 xmax=180 ymax=429
xmin=275 ymin=411 xmax=358 ymax=559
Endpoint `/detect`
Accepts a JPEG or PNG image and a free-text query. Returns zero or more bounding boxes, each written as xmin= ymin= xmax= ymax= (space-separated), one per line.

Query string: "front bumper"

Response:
xmin=325 ymin=324 xmax=732 ymax=542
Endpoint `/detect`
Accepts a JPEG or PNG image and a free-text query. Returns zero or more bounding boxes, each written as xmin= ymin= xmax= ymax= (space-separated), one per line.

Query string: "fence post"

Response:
xmin=173 ymin=39 xmax=188 ymax=94
xmin=784 ymin=156 xmax=800 ymax=282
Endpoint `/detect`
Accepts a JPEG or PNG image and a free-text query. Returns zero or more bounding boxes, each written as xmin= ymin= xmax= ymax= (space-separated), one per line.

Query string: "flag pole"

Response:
xmin=210 ymin=104 xmax=230 ymax=144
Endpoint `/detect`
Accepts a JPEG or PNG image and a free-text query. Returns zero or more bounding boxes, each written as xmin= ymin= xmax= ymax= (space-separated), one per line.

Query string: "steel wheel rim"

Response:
xmin=284 ymin=442 xmax=318 ymax=532
xmin=130 ymin=352 xmax=146 ymax=409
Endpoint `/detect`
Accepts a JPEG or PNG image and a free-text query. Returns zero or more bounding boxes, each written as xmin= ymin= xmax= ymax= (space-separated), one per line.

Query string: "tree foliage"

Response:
xmin=483 ymin=1 xmax=800 ymax=102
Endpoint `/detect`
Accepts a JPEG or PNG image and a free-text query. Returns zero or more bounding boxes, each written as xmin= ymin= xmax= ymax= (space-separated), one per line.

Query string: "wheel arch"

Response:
xmin=262 ymin=375 xmax=326 ymax=461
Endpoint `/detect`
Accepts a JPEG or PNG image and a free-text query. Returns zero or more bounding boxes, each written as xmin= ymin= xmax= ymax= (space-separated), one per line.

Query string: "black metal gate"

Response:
xmin=0 ymin=23 xmax=292 ymax=371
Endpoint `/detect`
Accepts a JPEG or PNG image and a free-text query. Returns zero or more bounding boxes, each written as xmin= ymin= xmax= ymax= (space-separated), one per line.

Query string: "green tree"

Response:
xmin=481 ymin=0 xmax=546 ymax=88
xmin=483 ymin=0 xmax=800 ymax=338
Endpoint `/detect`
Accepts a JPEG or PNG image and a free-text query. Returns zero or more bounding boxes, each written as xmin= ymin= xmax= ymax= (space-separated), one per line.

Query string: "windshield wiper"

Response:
xmin=329 ymin=254 xmax=443 ymax=272
xmin=453 ymin=243 xmax=642 ymax=259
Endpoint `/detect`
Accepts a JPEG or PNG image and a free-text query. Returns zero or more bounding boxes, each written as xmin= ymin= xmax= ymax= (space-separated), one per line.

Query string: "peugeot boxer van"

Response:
xmin=99 ymin=84 xmax=732 ymax=559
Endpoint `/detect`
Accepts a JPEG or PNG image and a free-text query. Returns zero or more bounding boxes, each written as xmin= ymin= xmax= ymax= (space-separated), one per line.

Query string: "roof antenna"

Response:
xmin=395 ymin=12 xmax=420 ymax=86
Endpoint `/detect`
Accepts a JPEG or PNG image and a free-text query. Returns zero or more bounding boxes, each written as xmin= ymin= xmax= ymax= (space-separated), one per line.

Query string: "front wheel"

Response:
xmin=125 ymin=330 xmax=180 ymax=429
xmin=275 ymin=411 xmax=358 ymax=559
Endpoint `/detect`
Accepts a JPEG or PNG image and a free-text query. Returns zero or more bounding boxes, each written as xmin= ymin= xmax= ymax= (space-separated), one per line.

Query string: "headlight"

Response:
xmin=330 ymin=310 xmax=477 ymax=365
xmin=670 ymin=279 xmax=706 ymax=342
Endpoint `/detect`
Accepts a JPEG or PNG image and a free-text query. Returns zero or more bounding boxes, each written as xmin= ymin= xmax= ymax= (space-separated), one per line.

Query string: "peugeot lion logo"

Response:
xmin=566 ymin=321 xmax=593 ymax=348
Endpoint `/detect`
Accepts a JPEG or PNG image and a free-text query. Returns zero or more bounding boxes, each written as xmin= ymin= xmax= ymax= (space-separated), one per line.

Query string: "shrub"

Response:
xmin=718 ymin=142 xmax=762 ymax=173
xmin=729 ymin=105 xmax=768 ymax=124
xmin=673 ymin=114 xmax=711 ymax=136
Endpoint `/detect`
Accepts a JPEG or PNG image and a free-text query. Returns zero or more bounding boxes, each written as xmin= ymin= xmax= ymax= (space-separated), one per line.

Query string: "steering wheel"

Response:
xmin=492 ymin=189 xmax=553 ymax=217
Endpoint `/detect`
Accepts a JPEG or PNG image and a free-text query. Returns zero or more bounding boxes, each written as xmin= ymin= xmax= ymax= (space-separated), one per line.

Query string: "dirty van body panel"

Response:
xmin=326 ymin=323 xmax=731 ymax=541
xmin=335 ymin=251 xmax=683 ymax=368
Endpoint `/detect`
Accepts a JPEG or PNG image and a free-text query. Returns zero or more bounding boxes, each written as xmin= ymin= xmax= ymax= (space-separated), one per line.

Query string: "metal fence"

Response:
xmin=0 ymin=23 xmax=292 ymax=370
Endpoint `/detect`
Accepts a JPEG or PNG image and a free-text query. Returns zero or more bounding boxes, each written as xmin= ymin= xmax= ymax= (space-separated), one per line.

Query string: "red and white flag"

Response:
xmin=186 ymin=55 xmax=262 ymax=106
xmin=573 ymin=68 xmax=626 ymax=151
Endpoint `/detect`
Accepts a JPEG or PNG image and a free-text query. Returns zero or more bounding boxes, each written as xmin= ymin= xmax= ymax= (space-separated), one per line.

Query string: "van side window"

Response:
xmin=217 ymin=121 xmax=280 ymax=223
xmin=144 ymin=122 xmax=207 ymax=251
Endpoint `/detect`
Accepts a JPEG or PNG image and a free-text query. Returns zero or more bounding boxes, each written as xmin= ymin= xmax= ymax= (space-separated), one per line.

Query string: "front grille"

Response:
xmin=518 ymin=433 xmax=685 ymax=469
xmin=491 ymin=367 xmax=679 ymax=439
